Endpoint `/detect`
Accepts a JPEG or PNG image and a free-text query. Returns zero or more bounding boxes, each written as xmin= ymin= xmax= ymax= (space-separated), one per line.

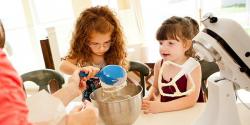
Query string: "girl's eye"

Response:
xmin=92 ymin=43 xmax=98 ymax=45
xmin=169 ymin=42 xmax=174 ymax=45
xmin=104 ymin=41 xmax=110 ymax=44
xmin=159 ymin=42 xmax=163 ymax=45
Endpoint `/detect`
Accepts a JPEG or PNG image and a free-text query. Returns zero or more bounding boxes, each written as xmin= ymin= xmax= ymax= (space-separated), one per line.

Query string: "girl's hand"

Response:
xmin=141 ymin=100 xmax=161 ymax=114
xmin=143 ymin=93 xmax=158 ymax=101
xmin=79 ymin=66 xmax=100 ymax=90
xmin=80 ymin=66 xmax=100 ymax=79
xmin=67 ymin=66 xmax=100 ymax=96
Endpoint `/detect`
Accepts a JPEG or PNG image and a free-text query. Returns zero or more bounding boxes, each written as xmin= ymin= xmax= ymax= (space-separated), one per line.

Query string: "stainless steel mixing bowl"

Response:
xmin=90 ymin=82 xmax=142 ymax=125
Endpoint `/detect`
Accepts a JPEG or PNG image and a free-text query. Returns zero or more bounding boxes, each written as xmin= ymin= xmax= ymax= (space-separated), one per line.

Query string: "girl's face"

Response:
xmin=88 ymin=31 xmax=112 ymax=56
xmin=159 ymin=39 xmax=188 ymax=62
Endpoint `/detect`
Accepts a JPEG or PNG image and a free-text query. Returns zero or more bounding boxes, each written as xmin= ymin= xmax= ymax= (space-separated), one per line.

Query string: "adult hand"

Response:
xmin=67 ymin=70 xmax=84 ymax=96
xmin=67 ymin=100 xmax=98 ymax=125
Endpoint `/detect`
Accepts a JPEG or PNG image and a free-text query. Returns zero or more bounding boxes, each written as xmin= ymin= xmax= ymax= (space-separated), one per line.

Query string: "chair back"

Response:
xmin=128 ymin=61 xmax=151 ymax=97
xmin=199 ymin=60 xmax=219 ymax=98
xmin=21 ymin=69 xmax=65 ymax=93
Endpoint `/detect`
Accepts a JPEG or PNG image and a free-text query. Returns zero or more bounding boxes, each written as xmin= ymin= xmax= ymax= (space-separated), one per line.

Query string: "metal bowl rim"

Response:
xmin=90 ymin=85 xmax=143 ymax=103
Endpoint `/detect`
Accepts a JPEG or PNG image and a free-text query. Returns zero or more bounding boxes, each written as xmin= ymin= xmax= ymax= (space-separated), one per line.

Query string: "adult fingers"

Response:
xmin=70 ymin=103 xmax=84 ymax=113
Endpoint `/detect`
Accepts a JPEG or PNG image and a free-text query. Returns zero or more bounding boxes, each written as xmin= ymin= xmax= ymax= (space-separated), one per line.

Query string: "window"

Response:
xmin=0 ymin=0 xmax=75 ymax=73
xmin=0 ymin=0 xmax=40 ymax=74
xmin=201 ymin=0 xmax=250 ymax=34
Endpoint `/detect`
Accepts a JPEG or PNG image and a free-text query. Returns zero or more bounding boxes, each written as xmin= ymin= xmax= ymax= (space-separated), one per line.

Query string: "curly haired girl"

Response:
xmin=60 ymin=6 xmax=128 ymax=100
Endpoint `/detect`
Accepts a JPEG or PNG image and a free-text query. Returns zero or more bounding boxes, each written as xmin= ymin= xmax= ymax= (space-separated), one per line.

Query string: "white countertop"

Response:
xmin=133 ymin=103 xmax=204 ymax=125
xmin=93 ymin=103 xmax=250 ymax=125
xmin=66 ymin=100 xmax=250 ymax=125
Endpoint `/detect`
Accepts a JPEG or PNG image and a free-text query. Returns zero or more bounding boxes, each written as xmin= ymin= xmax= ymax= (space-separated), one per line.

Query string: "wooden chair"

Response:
xmin=21 ymin=69 xmax=65 ymax=94
xmin=128 ymin=61 xmax=151 ymax=97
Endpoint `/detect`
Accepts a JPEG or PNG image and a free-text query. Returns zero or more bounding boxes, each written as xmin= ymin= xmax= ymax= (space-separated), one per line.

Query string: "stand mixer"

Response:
xmin=193 ymin=13 xmax=250 ymax=125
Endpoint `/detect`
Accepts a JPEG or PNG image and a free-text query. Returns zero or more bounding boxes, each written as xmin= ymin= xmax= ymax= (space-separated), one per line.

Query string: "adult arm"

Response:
xmin=0 ymin=49 xmax=32 ymax=125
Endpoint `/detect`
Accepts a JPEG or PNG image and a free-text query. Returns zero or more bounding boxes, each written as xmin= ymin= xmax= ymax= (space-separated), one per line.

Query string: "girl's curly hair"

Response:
xmin=66 ymin=6 xmax=127 ymax=68
xmin=0 ymin=19 xmax=5 ymax=48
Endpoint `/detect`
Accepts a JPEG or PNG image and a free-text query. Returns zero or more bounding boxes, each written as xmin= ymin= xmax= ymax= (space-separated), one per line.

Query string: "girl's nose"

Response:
xmin=99 ymin=46 xmax=107 ymax=51
xmin=160 ymin=45 xmax=168 ymax=50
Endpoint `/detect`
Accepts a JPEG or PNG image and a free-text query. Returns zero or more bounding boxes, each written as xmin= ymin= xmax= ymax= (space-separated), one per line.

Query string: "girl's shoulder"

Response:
xmin=187 ymin=57 xmax=201 ymax=67
xmin=63 ymin=56 xmax=88 ymax=67
xmin=186 ymin=57 xmax=201 ymax=75
xmin=62 ymin=56 xmax=78 ymax=64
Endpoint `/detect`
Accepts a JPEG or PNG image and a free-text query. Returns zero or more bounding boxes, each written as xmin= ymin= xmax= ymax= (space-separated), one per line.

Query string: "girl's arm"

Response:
xmin=59 ymin=58 xmax=79 ymax=75
xmin=144 ymin=61 xmax=161 ymax=100
xmin=144 ymin=64 xmax=202 ymax=113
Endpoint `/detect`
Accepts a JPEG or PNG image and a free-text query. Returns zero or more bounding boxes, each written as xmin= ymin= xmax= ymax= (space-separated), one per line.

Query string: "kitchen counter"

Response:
xmin=66 ymin=100 xmax=249 ymax=125
xmin=95 ymin=103 xmax=250 ymax=125
xmin=133 ymin=103 xmax=204 ymax=125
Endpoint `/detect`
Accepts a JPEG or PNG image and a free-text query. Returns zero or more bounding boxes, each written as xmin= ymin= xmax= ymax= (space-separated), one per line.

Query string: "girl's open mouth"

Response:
xmin=162 ymin=53 xmax=170 ymax=57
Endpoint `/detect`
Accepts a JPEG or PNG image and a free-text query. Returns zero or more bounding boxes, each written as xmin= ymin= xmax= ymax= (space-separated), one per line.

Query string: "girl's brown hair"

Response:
xmin=184 ymin=16 xmax=199 ymax=37
xmin=156 ymin=16 xmax=195 ymax=57
xmin=66 ymin=6 xmax=127 ymax=68
xmin=0 ymin=19 xmax=5 ymax=48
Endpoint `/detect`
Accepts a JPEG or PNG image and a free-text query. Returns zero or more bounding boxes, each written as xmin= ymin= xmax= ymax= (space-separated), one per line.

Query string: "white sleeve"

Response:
xmin=26 ymin=90 xmax=66 ymax=125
